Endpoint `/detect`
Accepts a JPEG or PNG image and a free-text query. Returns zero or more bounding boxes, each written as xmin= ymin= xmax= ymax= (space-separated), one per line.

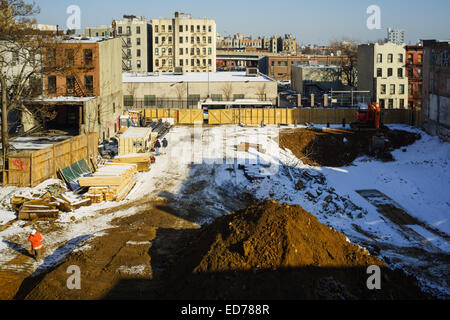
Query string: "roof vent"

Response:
xmin=174 ymin=67 xmax=184 ymax=75
xmin=246 ymin=67 xmax=258 ymax=77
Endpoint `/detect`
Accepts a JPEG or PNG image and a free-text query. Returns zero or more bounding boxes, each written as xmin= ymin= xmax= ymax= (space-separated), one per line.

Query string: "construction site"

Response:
xmin=0 ymin=102 xmax=448 ymax=301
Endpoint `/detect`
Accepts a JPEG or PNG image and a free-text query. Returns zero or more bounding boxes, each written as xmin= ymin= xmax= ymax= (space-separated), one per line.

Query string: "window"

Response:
xmin=379 ymin=99 xmax=385 ymax=109
xmin=388 ymin=54 xmax=393 ymax=63
xmin=118 ymin=26 xmax=123 ymax=34
xmin=168 ymin=25 xmax=172 ymax=32
xmin=398 ymin=54 xmax=403 ymax=63
xmin=208 ymin=48 xmax=212 ymax=55
xmin=84 ymin=49 xmax=93 ymax=65
xmin=418 ymin=54 xmax=423 ymax=63
xmin=408 ymin=84 xmax=413 ymax=95
xmin=84 ymin=75 xmax=93 ymax=94
xmin=203 ymin=48 xmax=206 ymax=55
xmin=65 ymin=49 xmax=75 ymax=65
xmin=137 ymin=60 xmax=141 ymax=69
xmin=418 ymin=68 xmax=422 ymax=77
xmin=191 ymin=37 xmax=194 ymax=44
xmin=197 ymin=37 xmax=200 ymax=44
xmin=126 ymin=26 xmax=131 ymax=35
xmin=388 ymin=99 xmax=394 ymax=108
xmin=137 ymin=26 xmax=141 ymax=34
xmin=208 ymin=26 xmax=212 ymax=32
xmin=191 ymin=25 xmax=194 ymax=32
xmin=180 ymin=59 xmax=183 ymax=66
xmin=162 ymin=25 xmax=165 ymax=32
xmin=208 ymin=59 xmax=212 ymax=66
xmin=127 ymin=38 xmax=131 ymax=45
xmin=208 ymin=36 xmax=212 ymax=44
xmin=66 ymin=76 xmax=75 ymax=94
xmin=390 ymin=84 xmax=395 ymax=94
xmin=211 ymin=94 xmax=222 ymax=101
xmin=162 ymin=59 xmax=166 ymax=65
xmin=179 ymin=37 xmax=183 ymax=44
xmin=154 ymin=25 xmax=158 ymax=33
xmin=168 ymin=48 xmax=172 ymax=55
xmin=179 ymin=48 xmax=183 ymax=55
xmin=400 ymin=99 xmax=405 ymax=108
xmin=155 ymin=59 xmax=159 ymax=67
xmin=377 ymin=53 xmax=383 ymax=63
xmin=124 ymin=95 xmax=133 ymax=107
xmin=380 ymin=84 xmax=386 ymax=94
xmin=408 ymin=68 xmax=413 ymax=77
xmin=137 ymin=49 xmax=141 ymax=57
xmin=377 ymin=68 xmax=382 ymax=77
xmin=179 ymin=26 xmax=183 ymax=32
xmin=168 ymin=36 xmax=172 ymax=44
xmin=191 ymin=48 xmax=194 ymax=55
xmin=137 ymin=38 xmax=141 ymax=46
xmin=144 ymin=95 xmax=156 ymax=107
xmin=155 ymin=37 xmax=159 ymax=44
xmin=399 ymin=84 xmax=405 ymax=94
xmin=155 ymin=48 xmax=159 ymax=56
xmin=398 ymin=68 xmax=403 ymax=78
xmin=233 ymin=94 xmax=245 ymax=100
xmin=197 ymin=25 xmax=200 ymax=32
xmin=388 ymin=68 xmax=393 ymax=77
xmin=408 ymin=54 xmax=413 ymax=64
xmin=48 ymin=76 xmax=56 ymax=94
xmin=203 ymin=25 xmax=206 ymax=32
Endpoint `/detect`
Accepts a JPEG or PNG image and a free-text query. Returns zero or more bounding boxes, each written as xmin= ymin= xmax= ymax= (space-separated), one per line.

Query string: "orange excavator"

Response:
xmin=351 ymin=102 xmax=387 ymax=155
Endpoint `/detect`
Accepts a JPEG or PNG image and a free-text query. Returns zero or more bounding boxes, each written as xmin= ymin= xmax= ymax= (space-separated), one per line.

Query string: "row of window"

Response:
xmin=124 ymin=93 xmax=244 ymax=107
xmin=125 ymin=37 xmax=142 ymax=46
xmin=155 ymin=58 xmax=212 ymax=67
xmin=379 ymin=98 xmax=406 ymax=109
xmin=376 ymin=67 xmax=422 ymax=78
xmin=46 ymin=49 xmax=94 ymax=66
xmin=379 ymin=84 xmax=405 ymax=95
xmin=154 ymin=35 xmax=212 ymax=45
xmin=154 ymin=47 xmax=212 ymax=56
xmin=47 ymin=75 xmax=94 ymax=95
xmin=154 ymin=24 xmax=212 ymax=33
xmin=407 ymin=53 xmax=423 ymax=64
xmin=377 ymin=53 xmax=404 ymax=64
xmin=118 ymin=26 xmax=141 ymax=35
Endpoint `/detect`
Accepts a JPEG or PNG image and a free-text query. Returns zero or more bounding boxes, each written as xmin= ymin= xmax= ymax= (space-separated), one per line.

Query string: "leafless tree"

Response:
xmin=0 ymin=0 xmax=79 ymax=174
xmin=221 ymin=82 xmax=233 ymax=101
xmin=257 ymin=83 xmax=267 ymax=101
xmin=329 ymin=38 xmax=359 ymax=88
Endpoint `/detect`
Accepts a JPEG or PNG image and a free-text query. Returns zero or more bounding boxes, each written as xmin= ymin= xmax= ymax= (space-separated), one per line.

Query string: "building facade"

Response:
xmin=422 ymin=40 xmax=450 ymax=141
xmin=33 ymin=37 xmax=123 ymax=140
xmin=357 ymin=43 xmax=408 ymax=109
xmin=84 ymin=26 xmax=114 ymax=38
xmin=405 ymin=45 xmax=423 ymax=109
xmin=387 ymin=28 xmax=405 ymax=45
xmin=150 ymin=12 xmax=216 ymax=73
xmin=113 ymin=15 xmax=152 ymax=72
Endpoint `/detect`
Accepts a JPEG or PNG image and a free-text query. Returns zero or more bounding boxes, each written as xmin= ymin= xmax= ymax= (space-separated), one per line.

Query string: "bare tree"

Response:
xmin=221 ymin=82 xmax=233 ymax=101
xmin=257 ymin=83 xmax=267 ymax=101
xmin=329 ymin=38 xmax=359 ymax=88
xmin=0 ymin=0 xmax=78 ymax=174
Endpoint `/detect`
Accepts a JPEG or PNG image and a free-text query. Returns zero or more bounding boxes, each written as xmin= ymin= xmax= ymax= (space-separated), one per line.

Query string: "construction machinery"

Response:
xmin=351 ymin=102 xmax=381 ymax=131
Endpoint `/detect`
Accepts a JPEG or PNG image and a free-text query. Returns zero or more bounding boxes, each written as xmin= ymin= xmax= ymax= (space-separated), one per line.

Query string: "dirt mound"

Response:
xmin=162 ymin=201 xmax=429 ymax=300
xmin=279 ymin=128 xmax=421 ymax=167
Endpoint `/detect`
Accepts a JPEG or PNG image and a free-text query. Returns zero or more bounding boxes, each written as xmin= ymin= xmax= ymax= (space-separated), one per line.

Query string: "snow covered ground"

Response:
xmin=0 ymin=124 xmax=448 ymax=298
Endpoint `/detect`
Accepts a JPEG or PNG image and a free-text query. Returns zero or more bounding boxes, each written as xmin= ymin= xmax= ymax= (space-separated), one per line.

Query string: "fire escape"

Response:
xmin=122 ymin=37 xmax=132 ymax=72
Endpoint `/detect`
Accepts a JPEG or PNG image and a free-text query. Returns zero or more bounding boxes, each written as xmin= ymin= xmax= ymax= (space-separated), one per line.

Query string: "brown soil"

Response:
xmin=279 ymin=128 xmax=421 ymax=167
xmin=17 ymin=201 xmax=430 ymax=300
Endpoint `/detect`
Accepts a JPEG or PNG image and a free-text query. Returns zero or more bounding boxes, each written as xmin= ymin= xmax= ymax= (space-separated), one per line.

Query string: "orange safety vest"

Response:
xmin=28 ymin=232 xmax=43 ymax=250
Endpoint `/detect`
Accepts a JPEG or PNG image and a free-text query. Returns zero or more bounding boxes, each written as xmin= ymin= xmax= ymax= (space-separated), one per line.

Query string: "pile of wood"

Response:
xmin=237 ymin=142 xmax=266 ymax=153
xmin=11 ymin=192 xmax=92 ymax=221
xmin=111 ymin=153 xmax=154 ymax=172
xmin=80 ymin=163 xmax=138 ymax=203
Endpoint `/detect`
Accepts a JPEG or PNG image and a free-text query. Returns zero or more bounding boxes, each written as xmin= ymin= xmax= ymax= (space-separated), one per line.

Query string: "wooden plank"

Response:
xmin=79 ymin=176 xmax=124 ymax=187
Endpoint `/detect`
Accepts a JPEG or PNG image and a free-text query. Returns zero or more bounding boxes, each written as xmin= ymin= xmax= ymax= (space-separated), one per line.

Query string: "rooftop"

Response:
xmin=123 ymin=72 xmax=275 ymax=83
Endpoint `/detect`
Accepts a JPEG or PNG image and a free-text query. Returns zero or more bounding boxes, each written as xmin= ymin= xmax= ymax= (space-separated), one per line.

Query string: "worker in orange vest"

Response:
xmin=28 ymin=229 xmax=43 ymax=261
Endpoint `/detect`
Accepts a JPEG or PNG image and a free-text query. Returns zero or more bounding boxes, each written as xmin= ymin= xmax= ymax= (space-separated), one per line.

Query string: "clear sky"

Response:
xmin=34 ymin=0 xmax=450 ymax=45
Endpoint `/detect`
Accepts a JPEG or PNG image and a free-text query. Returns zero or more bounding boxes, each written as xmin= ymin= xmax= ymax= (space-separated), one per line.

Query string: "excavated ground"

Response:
xmin=279 ymin=128 xmax=421 ymax=167
xmin=20 ymin=201 xmax=430 ymax=300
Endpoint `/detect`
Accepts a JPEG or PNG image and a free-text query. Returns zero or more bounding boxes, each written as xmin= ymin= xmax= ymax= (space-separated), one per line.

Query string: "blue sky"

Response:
xmin=34 ymin=0 xmax=450 ymax=45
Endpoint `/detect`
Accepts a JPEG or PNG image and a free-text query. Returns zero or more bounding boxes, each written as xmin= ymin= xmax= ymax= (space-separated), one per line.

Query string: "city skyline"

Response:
xmin=34 ymin=0 xmax=450 ymax=45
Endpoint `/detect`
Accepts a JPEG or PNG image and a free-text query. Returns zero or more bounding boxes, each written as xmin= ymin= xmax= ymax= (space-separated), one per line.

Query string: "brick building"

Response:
xmin=405 ymin=45 xmax=423 ymax=109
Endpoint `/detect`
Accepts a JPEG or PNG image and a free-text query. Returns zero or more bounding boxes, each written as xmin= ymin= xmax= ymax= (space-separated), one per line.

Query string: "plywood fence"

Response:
xmin=138 ymin=108 xmax=421 ymax=127
xmin=7 ymin=132 xmax=98 ymax=187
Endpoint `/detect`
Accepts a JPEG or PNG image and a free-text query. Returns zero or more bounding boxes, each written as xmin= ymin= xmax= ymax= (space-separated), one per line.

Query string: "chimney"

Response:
xmin=175 ymin=12 xmax=179 ymax=18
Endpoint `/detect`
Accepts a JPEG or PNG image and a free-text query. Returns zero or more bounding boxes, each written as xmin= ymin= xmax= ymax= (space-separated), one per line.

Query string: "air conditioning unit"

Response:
xmin=246 ymin=67 xmax=258 ymax=77
xmin=174 ymin=67 xmax=184 ymax=75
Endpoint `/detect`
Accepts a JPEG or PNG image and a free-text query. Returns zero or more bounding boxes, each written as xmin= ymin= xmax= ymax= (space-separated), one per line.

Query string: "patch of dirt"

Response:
xmin=279 ymin=128 xmax=421 ymax=167
xmin=161 ymin=201 xmax=430 ymax=300
xmin=17 ymin=201 xmax=431 ymax=300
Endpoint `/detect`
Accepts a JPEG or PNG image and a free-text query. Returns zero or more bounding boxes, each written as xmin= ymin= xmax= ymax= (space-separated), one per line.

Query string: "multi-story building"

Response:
xmin=29 ymin=37 xmax=124 ymax=141
xmin=405 ymin=45 xmax=423 ymax=109
xmin=421 ymin=40 xmax=450 ymax=141
xmin=84 ymin=25 xmax=114 ymax=37
xmin=386 ymin=28 xmax=405 ymax=45
xmin=357 ymin=42 xmax=408 ymax=109
xmin=113 ymin=15 xmax=151 ymax=72
xmin=150 ymin=12 xmax=216 ymax=73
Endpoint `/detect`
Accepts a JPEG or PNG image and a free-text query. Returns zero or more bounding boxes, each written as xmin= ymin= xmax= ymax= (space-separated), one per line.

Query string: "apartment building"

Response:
xmin=357 ymin=42 xmax=408 ymax=109
xmin=422 ymin=40 xmax=450 ymax=141
xmin=84 ymin=25 xmax=114 ymax=37
xmin=387 ymin=28 xmax=405 ymax=45
xmin=405 ymin=45 xmax=424 ymax=109
xmin=150 ymin=12 xmax=216 ymax=73
xmin=27 ymin=37 xmax=123 ymax=141
xmin=113 ymin=15 xmax=151 ymax=72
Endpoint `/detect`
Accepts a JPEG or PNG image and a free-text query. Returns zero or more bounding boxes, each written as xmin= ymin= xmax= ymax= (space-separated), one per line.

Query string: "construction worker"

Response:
xmin=154 ymin=139 xmax=162 ymax=156
xmin=162 ymin=138 xmax=168 ymax=154
xmin=28 ymin=229 xmax=43 ymax=261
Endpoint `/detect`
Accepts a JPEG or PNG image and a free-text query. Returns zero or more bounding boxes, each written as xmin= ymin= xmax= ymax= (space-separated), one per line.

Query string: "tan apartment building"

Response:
xmin=113 ymin=15 xmax=151 ymax=72
xmin=24 ymin=37 xmax=123 ymax=141
xmin=357 ymin=42 xmax=408 ymax=109
xmin=150 ymin=12 xmax=216 ymax=73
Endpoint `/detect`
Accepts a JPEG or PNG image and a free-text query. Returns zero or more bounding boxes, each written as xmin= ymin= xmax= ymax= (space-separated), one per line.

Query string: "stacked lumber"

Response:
xmin=112 ymin=153 xmax=153 ymax=172
xmin=81 ymin=163 xmax=138 ymax=203
xmin=237 ymin=142 xmax=266 ymax=153
xmin=11 ymin=192 xmax=93 ymax=221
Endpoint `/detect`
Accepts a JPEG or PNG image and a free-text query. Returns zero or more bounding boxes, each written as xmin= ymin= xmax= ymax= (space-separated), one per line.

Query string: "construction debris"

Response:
xmin=112 ymin=153 xmax=154 ymax=172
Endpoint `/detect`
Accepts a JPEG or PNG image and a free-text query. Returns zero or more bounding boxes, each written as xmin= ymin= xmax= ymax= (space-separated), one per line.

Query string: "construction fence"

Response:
xmin=6 ymin=133 xmax=98 ymax=187
xmin=138 ymin=108 xmax=422 ymax=127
